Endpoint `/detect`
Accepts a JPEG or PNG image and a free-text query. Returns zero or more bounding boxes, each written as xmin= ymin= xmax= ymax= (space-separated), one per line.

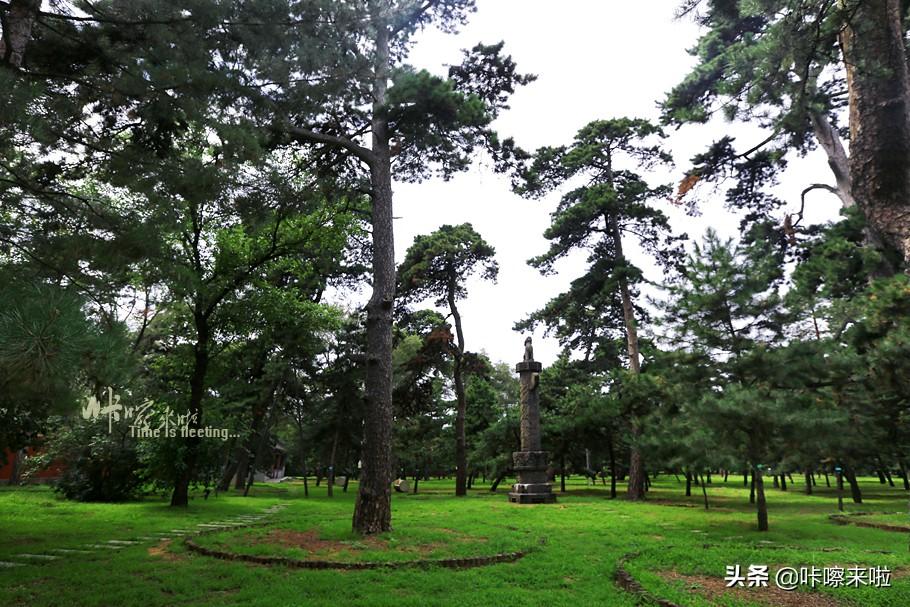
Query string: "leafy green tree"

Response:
xmin=516 ymin=117 xmax=682 ymax=500
xmin=397 ymin=223 xmax=498 ymax=496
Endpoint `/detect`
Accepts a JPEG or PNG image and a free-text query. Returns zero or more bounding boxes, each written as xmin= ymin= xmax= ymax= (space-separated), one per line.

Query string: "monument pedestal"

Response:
xmin=508 ymin=359 xmax=556 ymax=504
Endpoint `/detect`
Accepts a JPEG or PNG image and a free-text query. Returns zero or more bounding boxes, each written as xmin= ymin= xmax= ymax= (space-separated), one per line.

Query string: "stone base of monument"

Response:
xmin=508 ymin=450 xmax=556 ymax=504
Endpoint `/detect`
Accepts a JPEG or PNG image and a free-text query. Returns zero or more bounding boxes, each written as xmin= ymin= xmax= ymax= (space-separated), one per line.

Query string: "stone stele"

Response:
xmin=508 ymin=338 xmax=556 ymax=504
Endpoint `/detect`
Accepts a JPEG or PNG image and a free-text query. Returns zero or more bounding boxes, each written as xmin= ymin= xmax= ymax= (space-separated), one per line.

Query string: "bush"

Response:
xmin=36 ymin=417 xmax=145 ymax=501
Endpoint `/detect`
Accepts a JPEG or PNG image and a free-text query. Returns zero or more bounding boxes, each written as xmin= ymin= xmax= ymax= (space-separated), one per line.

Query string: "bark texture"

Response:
xmin=1 ymin=0 xmax=40 ymax=68
xmin=353 ymin=3 xmax=394 ymax=534
xmin=841 ymin=0 xmax=910 ymax=268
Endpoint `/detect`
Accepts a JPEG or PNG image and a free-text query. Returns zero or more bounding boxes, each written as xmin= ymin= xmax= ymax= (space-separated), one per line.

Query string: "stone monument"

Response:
xmin=508 ymin=337 xmax=556 ymax=504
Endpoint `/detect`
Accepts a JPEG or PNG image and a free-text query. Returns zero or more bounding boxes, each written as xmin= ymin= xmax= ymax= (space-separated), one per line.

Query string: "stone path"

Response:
xmin=1 ymin=502 xmax=290 ymax=569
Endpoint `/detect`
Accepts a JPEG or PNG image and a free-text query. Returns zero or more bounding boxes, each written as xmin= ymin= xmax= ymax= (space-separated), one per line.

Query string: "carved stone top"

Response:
xmin=516 ymin=361 xmax=542 ymax=373
xmin=523 ymin=336 xmax=534 ymax=362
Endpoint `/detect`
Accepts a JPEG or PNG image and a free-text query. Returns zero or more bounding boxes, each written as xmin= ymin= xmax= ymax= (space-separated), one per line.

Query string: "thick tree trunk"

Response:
xmin=754 ymin=467 xmax=769 ymax=531
xmin=750 ymin=473 xmax=756 ymax=504
xmin=685 ymin=469 xmax=692 ymax=497
xmin=841 ymin=0 xmax=910 ymax=268
xmin=353 ymin=7 xmax=394 ymax=535
xmin=1 ymin=0 xmax=40 ymax=69
xmin=805 ymin=471 xmax=813 ymax=495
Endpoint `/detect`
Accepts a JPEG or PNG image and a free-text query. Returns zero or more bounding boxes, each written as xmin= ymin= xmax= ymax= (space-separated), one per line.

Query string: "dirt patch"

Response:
xmin=662 ymin=570 xmax=844 ymax=607
xmin=256 ymin=529 xmax=387 ymax=557
xmin=148 ymin=539 xmax=184 ymax=562
xmin=830 ymin=515 xmax=910 ymax=533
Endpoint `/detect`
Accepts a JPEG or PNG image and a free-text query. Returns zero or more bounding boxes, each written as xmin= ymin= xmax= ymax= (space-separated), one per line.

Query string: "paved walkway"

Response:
xmin=0 ymin=502 xmax=290 ymax=569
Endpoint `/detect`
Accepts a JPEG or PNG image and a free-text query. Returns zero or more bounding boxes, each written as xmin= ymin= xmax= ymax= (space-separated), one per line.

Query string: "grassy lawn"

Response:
xmin=1 ymin=476 xmax=908 ymax=606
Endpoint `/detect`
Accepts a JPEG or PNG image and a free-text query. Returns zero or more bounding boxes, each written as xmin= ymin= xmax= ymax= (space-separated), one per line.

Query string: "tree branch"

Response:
xmin=284 ymin=125 xmax=375 ymax=167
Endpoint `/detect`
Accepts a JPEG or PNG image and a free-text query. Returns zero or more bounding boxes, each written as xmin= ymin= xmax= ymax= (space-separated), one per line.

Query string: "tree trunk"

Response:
xmin=754 ymin=467 xmax=769 ymax=531
xmin=490 ymin=472 xmax=506 ymax=492
xmin=700 ymin=474 xmax=709 ymax=510
xmin=837 ymin=469 xmax=845 ymax=511
xmin=327 ymin=429 xmax=339 ymax=498
xmin=234 ymin=448 xmax=250 ymax=490
xmin=779 ymin=472 xmax=787 ymax=491
xmin=685 ymin=469 xmax=692 ymax=497
xmin=217 ymin=452 xmax=238 ymax=492
xmin=841 ymin=0 xmax=910 ymax=268
xmin=171 ymin=315 xmax=209 ymax=507
xmin=750 ymin=473 xmax=756 ymax=504
xmin=608 ymin=434 xmax=617 ymax=499
xmin=1 ymin=0 xmax=40 ymax=69
xmin=353 ymin=9 xmax=394 ymax=535
xmin=844 ymin=465 xmax=863 ymax=504
xmin=605 ymin=208 xmax=646 ymax=500
xmin=7 ymin=449 xmax=22 ymax=485
xmin=805 ymin=471 xmax=813 ymax=495
xmin=296 ymin=421 xmax=309 ymax=497
xmin=899 ymin=460 xmax=910 ymax=490
xmin=448 ymin=286 xmax=468 ymax=497
xmin=560 ymin=455 xmax=566 ymax=493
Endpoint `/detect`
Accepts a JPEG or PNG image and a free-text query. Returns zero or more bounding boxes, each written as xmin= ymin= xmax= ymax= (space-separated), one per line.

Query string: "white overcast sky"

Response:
xmin=333 ymin=0 xmax=843 ymax=367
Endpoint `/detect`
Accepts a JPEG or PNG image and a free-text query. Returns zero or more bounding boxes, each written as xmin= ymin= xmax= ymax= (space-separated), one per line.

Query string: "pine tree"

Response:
xmin=516 ymin=117 xmax=683 ymax=500
xmin=397 ymin=223 xmax=498 ymax=496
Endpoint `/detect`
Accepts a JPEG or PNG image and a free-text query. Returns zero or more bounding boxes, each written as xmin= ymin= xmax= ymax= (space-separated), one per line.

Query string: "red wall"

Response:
xmin=0 ymin=448 xmax=65 ymax=482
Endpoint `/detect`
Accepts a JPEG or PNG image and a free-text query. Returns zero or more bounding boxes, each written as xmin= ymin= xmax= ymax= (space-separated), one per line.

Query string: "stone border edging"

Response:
xmin=183 ymin=537 xmax=528 ymax=570
xmin=829 ymin=513 xmax=910 ymax=533
xmin=614 ymin=552 xmax=684 ymax=607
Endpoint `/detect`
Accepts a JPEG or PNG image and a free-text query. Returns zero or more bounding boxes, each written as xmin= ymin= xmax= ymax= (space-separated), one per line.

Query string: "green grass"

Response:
xmin=1 ymin=475 xmax=908 ymax=606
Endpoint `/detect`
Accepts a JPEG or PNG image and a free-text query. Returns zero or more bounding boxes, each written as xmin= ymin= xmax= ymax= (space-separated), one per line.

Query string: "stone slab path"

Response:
xmin=3 ymin=502 xmax=290 ymax=569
